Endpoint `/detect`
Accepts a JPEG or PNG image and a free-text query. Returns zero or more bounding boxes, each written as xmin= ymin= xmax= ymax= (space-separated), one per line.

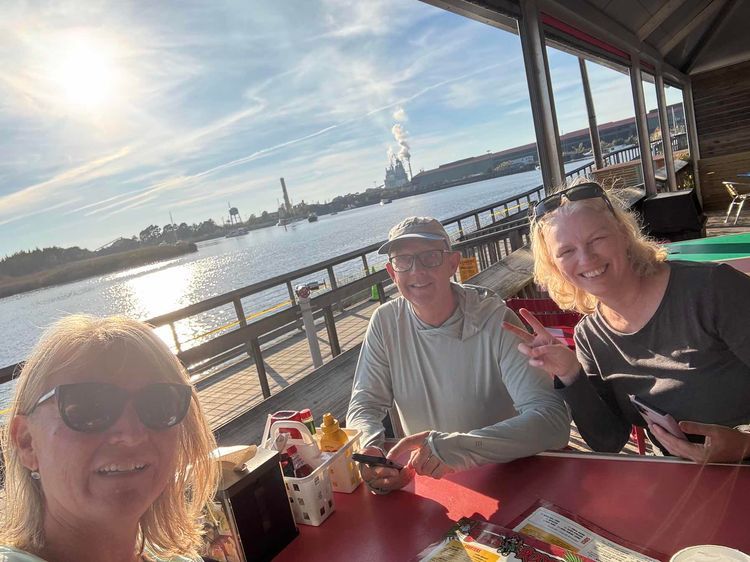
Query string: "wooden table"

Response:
xmin=274 ymin=451 xmax=749 ymax=561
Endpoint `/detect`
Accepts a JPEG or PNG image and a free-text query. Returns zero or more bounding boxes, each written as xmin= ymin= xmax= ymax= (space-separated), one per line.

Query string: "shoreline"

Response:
xmin=0 ymin=243 xmax=198 ymax=300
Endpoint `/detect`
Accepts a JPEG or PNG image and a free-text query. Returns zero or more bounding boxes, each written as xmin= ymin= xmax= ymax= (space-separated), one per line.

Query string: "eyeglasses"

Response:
xmin=531 ymin=182 xmax=615 ymax=221
xmin=30 ymin=382 xmax=192 ymax=433
xmin=388 ymin=249 xmax=451 ymax=272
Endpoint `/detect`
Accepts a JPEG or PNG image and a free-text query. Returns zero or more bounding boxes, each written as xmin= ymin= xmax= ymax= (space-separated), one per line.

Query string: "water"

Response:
xmin=0 ymin=163 xmax=589 ymax=409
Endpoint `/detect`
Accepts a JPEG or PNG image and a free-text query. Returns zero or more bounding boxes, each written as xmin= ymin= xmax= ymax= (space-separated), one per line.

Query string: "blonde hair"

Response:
xmin=0 ymin=315 xmax=219 ymax=559
xmin=530 ymin=179 xmax=667 ymax=314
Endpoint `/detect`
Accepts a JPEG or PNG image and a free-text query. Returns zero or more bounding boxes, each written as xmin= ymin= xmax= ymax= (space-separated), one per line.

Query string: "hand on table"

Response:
xmin=650 ymin=421 xmax=750 ymax=464
xmin=357 ymin=446 xmax=414 ymax=494
xmin=502 ymin=308 xmax=581 ymax=385
xmin=388 ymin=431 xmax=454 ymax=480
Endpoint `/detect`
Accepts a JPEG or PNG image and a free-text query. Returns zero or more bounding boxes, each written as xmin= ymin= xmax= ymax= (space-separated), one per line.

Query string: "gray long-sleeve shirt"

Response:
xmin=346 ymin=284 xmax=570 ymax=471
xmin=561 ymin=260 xmax=750 ymax=453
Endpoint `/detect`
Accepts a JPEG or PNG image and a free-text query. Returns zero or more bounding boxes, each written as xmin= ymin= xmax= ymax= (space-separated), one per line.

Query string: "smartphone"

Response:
xmin=351 ymin=453 xmax=404 ymax=471
xmin=629 ymin=395 xmax=687 ymax=440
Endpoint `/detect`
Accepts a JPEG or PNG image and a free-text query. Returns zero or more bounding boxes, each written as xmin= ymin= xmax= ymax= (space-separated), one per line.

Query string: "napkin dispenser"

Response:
xmin=213 ymin=446 xmax=298 ymax=561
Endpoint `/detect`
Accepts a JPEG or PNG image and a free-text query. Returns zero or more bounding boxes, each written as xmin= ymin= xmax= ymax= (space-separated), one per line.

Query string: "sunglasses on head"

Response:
xmin=531 ymin=182 xmax=614 ymax=221
xmin=30 ymin=382 xmax=192 ymax=433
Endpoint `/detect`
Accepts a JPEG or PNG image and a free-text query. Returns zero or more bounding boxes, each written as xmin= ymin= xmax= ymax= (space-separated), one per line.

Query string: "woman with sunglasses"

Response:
xmin=1 ymin=315 xmax=218 ymax=561
xmin=504 ymin=179 xmax=750 ymax=464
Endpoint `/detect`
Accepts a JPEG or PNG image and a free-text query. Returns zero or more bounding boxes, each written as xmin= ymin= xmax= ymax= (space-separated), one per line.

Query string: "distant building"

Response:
xmin=411 ymin=103 xmax=685 ymax=189
xmin=384 ymin=157 xmax=410 ymax=189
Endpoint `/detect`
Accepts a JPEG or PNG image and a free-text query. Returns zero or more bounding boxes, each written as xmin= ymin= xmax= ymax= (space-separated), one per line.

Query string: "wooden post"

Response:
xmin=169 ymin=322 xmax=182 ymax=353
xmin=233 ymin=297 xmax=253 ymax=360
xmin=630 ymin=58 xmax=658 ymax=197
xmin=682 ymin=82 xmax=703 ymax=203
xmin=327 ymin=265 xmax=343 ymax=312
xmin=286 ymin=281 xmax=297 ymax=305
xmin=249 ymin=337 xmax=271 ymax=399
xmin=519 ymin=0 xmax=564 ymax=192
xmin=375 ymin=282 xmax=387 ymax=305
xmin=323 ymin=306 xmax=341 ymax=357
xmin=233 ymin=297 xmax=247 ymax=327
xmin=509 ymin=228 xmax=523 ymax=251
xmin=579 ymin=58 xmax=604 ymax=171
xmin=655 ymin=73 xmax=678 ymax=191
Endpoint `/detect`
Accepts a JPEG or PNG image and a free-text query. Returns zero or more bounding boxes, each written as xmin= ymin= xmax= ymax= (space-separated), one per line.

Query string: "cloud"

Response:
xmin=0 ymin=146 xmax=132 ymax=222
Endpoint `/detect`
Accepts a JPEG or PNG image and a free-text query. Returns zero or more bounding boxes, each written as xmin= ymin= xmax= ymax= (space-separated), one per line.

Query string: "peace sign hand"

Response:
xmin=502 ymin=308 xmax=582 ymax=386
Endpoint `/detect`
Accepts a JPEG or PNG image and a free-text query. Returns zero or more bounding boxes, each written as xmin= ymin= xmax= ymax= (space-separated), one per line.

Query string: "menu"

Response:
xmin=413 ymin=517 xmax=596 ymax=562
xmin=510 ymin=501 xmax=665 ymax=562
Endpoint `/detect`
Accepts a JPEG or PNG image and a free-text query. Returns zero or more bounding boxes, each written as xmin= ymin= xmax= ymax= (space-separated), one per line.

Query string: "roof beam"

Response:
xmin=637 ymin=0 xmax=686 ymax=41
xmin=536 ymin=0 xmax=689 ymax=84
xmin=683 ymin=0 xmax=738 ymax=74
xmin=657 ymin=0 xmax=726 ymax=56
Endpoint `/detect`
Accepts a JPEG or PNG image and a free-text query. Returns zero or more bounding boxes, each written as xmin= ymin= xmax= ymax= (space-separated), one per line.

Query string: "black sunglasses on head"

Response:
xmin=30 ymin=382 xmax=192 ymax=433
xmin=531 ymin=182 xmax=614 ymax=220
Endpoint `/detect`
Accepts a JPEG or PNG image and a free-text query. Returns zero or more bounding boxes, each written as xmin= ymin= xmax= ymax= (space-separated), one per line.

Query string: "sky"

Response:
xmin=0 ymin=0 xmax=685 ymax=256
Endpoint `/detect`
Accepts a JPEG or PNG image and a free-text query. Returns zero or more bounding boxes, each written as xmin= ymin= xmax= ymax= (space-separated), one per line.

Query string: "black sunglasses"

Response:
xmin=531 ymin=182 xmax=614 ymax=220
xmin=30 ymin=382 xmax=192 ymax=433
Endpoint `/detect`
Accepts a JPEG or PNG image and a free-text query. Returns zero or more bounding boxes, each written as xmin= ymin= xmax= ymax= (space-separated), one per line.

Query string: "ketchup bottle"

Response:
xmin=286 ymin=445 xmax=313 ymax=478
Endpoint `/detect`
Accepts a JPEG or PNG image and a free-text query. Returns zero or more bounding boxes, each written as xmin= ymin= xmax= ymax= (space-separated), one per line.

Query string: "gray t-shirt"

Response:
xmin=560 ymin=260 xmax=750 ymax=453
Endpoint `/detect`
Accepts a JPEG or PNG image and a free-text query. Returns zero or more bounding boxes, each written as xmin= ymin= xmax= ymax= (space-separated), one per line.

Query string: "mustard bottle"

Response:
xmin=319 ymin=412 xmax=349 ymax=452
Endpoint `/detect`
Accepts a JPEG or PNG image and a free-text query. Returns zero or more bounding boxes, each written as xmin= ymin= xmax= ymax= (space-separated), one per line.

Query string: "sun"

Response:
xmin=48 ymin=32 xmax=122 ymax=112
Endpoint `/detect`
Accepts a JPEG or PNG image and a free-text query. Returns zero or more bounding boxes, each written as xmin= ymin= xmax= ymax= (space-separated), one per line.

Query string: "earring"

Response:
xmin=30 ymin=470 xmax=41 ymax=480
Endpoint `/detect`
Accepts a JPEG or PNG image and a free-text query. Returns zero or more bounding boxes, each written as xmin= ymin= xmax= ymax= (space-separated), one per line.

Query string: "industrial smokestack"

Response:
xmin=280 ymin=177 xmax=292 ymax=216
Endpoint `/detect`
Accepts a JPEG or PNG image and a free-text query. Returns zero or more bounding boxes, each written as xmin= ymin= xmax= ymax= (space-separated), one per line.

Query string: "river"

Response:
xmin=0 ymin=163 xmax=590 ymax=410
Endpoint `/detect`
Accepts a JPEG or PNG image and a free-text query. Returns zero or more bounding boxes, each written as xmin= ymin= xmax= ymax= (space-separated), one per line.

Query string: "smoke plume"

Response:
xmin=391 ymin=124 xmax=410 ymax=160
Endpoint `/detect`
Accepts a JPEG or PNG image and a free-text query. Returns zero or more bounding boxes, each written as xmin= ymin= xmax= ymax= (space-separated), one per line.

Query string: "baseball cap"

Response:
xmin=377 ymin=216 xmax=451 ymax=255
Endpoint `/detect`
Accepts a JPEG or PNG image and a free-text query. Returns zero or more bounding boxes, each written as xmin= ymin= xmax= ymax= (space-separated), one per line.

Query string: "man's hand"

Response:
xmin=357 ymin=446 xmax=414 ymax=494
xmin=650 ymin=421 xmax=750 ymax=464
xmin=502 ymin=308 xmax=581 ymax=384
xmin=388 ymin=431 xmax=454 ymax=480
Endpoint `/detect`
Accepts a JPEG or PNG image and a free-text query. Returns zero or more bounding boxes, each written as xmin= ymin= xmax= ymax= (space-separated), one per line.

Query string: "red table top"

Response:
xmin=274 ymin=451 xmax=750 ymax=561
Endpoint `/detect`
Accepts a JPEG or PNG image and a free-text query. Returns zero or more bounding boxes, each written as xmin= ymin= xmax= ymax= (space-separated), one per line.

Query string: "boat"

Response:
xmin=225 ymin=227 xmax=249 ymax=238
xmin=380 ymin=198 xmax=392 ymax=205
xmin=308 ymin=213 xmax=318 ymax=223
xmin=277 ymin=217 xmax=290 ymax=227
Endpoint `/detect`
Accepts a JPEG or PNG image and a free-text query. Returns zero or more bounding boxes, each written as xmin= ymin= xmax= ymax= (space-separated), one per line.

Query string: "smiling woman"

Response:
xmin=0 ymin=315 xmax=219 ymax=562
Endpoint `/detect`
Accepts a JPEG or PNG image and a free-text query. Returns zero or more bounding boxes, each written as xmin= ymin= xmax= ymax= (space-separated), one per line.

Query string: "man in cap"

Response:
xmin=346 ymin=216 xmax=570 ymax=493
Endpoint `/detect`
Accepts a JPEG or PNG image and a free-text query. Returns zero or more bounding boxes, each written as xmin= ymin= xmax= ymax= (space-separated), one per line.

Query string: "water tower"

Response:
xmin=228 ymin=203 xmax=243 ymax=226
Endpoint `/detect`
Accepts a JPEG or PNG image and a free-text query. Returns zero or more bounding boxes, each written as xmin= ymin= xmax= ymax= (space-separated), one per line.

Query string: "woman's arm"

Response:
xmin=503 ymin=309 xmax=632 ymax=453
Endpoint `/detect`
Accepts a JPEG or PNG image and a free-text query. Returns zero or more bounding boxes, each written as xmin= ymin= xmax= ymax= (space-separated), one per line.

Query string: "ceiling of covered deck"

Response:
xmin=581 ymin=0 xmax=750 ymax=75
xmin=426 ymin=0 xmax=750 ymax=76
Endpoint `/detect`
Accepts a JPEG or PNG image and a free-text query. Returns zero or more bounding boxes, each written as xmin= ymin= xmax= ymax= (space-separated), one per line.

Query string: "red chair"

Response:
xmin=506 ymin=298 xmax=647 ymax=455
xmin=505 ymin=298 xmax=581 ymax=349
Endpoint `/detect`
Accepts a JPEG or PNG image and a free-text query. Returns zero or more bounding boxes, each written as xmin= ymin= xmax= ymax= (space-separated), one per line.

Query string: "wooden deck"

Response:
xmin=197 ymin=296 xmax=379 ymax=430
xmin=705 ymin=206 xmax=750 ymax=236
